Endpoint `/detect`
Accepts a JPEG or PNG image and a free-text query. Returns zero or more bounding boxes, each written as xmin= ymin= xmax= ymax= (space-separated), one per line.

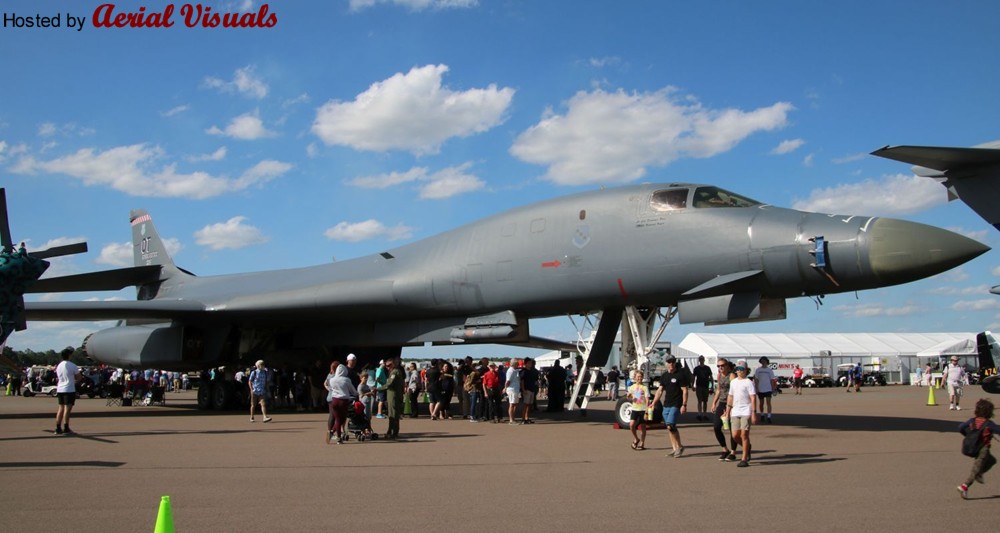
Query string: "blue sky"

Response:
xmin=3 ymin=0 xmax=1000 ymax=356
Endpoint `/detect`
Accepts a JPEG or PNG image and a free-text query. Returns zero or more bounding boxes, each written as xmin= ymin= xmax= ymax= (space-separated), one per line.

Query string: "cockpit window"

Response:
xmin=650 ymin=188 xmax=689 ymax=212
xmin=692 ymin=187 xmax=761 ymax=208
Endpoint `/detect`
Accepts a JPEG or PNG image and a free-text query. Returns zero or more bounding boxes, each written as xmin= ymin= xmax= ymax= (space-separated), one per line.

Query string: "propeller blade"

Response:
xmin=0 ymin=189 xmax=12 ymax=251
xmin=31 ymin=242 xmax=89 ymax=260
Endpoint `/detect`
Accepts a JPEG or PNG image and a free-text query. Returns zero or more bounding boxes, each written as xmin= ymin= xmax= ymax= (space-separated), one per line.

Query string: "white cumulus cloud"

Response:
xmin=792 ymin=173 xmax=945 ymax=216
xmin=324 ymin=219 xmax=413 ymax=242
xmin=95 ymin=238 xmax=183 ymax=267
xmin=771 ymin=138 xmax=805 ymax=155
xmin=952 ymin=299 xmax=1000 ymax=312
xmin=509 ymin=88 xmax=793 ymax=185
xmin=203 ymin=65 xmax=268 ymax=99
xmin=10 ymin=144 xmax=291 ymax=199
xmin=312 ymin=64 xmax=514 ymax=155
xmin=206 ymin=111 xmax=274 ymax=140
xmin=346 ymin=162 xmax=484 ymax=199
xmin=194 ymin=216 xmax=270 ymax=250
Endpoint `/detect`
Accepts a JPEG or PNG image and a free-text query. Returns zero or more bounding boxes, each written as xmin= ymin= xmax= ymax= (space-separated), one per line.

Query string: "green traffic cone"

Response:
xmin=154 ymin=495 xmax=175 ymax=533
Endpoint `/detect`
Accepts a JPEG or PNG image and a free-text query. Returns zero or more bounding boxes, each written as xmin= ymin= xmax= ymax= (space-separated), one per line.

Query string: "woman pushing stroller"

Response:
xmin=325 ymin=361 xmax=358 ymax=445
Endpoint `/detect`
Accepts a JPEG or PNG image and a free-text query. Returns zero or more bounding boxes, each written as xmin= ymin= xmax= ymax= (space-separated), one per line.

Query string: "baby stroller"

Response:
xmin=346 ymin=399 xmax=379 ymax=442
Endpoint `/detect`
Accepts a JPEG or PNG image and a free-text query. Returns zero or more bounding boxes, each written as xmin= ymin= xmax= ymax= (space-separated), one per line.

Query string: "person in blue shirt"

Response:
xmin=248 ymin=360 xmax=272 ymax=423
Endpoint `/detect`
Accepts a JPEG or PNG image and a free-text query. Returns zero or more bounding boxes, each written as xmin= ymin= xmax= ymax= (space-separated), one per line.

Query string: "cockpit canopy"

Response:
xmin=651 ymin=186 xmax=762 ymax=212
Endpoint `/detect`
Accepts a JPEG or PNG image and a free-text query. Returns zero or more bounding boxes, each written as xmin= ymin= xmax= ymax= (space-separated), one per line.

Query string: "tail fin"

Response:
xmin=131 ymin=209 xmax=175 ymax=268
xmin=131 ymin=209 xmax=192 ymax=301
xmin=871 ymin=142 xmax=1000 ymax=230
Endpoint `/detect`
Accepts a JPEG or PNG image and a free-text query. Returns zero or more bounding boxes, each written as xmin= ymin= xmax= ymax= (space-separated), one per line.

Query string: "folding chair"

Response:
xmin=105 ymin=383 xmax=125 ymax=407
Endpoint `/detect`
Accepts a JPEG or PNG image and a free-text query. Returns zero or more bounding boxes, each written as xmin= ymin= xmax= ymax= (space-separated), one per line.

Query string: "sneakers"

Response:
xmin=949 ymin=405 xmax=956 ymax=410
xmin=671 ymin=446 xmax=685 ymax=458
xmin=957 ymin=484 xmax=968 ymax=499
xmin=63 ymin=426 xmax=73 ymax=435
xmin=726 ymin=453 xmax=736 ymax=462
xmin=325 ymin=431 xmax=332 ymax=445
xmin=956 ymin=406 xmax=962 ymax=411
xmin=263 ymin=417 xmax=272 ymax=423
xmin=719 ymin=451 xmax=730 ymax=461
xmin=737 ymin=460 xmax=749 ymax=468
xmin=54 ymin=427 xmax=63 ymax=435
xmin=250 ymin=418 xmax=255 ymax=422
xmin=375 ymin=414 xmax=386 ymax=419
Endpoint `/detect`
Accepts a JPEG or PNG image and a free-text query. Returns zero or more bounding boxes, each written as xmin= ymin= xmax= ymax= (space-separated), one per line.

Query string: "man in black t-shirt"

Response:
xmin=605 ymin=366 xmax=621 ymax=401
xmin=651 ymin=356 xmax=690 ymax=457
xmin=691 ymin=356 xmax=713 ymax=421
xmin=520 ymin=358 xmax=540 ymax=423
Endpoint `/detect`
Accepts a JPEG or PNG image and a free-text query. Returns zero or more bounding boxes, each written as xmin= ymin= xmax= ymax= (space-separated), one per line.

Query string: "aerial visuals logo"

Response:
xmin=2 ymin=2 xmax=279 ymax=31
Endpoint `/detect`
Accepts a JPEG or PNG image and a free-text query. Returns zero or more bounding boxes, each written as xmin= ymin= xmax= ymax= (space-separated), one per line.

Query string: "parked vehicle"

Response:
xmin=21 ymin=381 xmax=58 ymax=397
xmin=803 ymin=366 xmax=834 ymax=387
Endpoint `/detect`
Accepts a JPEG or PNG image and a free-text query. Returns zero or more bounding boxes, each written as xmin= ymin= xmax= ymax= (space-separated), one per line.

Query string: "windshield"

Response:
xmin=650 ymin=188 xmax=689 ymax=212
xmin=692 ymin=186 xmax=761 ymax=208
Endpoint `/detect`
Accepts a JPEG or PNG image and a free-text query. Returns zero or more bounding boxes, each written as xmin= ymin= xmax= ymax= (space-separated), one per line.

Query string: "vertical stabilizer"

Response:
xmin=131 ymin=209 xmax=174 ymax=268
xmin=130 ymin=209 xmax=185 ymax=301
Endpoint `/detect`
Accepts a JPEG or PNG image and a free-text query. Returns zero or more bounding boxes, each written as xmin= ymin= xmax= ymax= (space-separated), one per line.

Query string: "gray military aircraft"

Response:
xmin=872 ymin=141 xmax=1000 ymax=294
xmin=10 ymin=183 xmax=989 ymax=408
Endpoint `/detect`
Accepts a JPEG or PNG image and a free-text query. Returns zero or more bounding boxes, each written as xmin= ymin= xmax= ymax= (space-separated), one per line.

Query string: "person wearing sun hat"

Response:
xmin=944 ymin=356 xmax=967 ymax=411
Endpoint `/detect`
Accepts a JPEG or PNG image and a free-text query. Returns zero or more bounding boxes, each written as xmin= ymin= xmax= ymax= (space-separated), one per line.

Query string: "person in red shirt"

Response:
xmin=481 ymin=363 xmax=502 ymax=423
xmin=792 ymin=365 xmax=804 ymax=395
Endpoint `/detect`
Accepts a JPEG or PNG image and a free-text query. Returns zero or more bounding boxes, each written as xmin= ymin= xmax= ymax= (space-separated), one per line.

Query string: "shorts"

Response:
xmin=948 ymin=384 xmax=963 ymax=397
xmin=506 ymin=388 xmax=521 ymax=404
xmin=377 ymin=390 xmax=387 ymax=402
xmin=756 ymin=391 xmax=772 ymax=400
xmin=57 ymin=392 xmax=76 ymax=406
xmin=662 ymin=406 xmax=680 ymax=427
xmin=428 ymin=390 xmax=442 ymax=403
xmin=251 ymin=392 xmax=268 ymax=405
xmin=730 ymin=415 xmax=752 ymax=431
xmin=793 ymin=378 xmax=802 ymax=387
xmin=522 ymin=390 xmax=536 ymax=404
xmin=630 ymin=409 xmax=646 ymax=423
xmin=695 ymin=386 xmax=709 ymax=403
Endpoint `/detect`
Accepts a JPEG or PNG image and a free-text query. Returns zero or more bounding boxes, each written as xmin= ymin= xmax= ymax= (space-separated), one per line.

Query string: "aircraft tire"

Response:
xmin=982 ymin=376 xmax=1000 ymax=395
xmin=197 ymin=382 xmax=213 ymax=410
xmin=614 ymin=398 xmax=632 ymax=429
xmin=212 ymin=381 xmax=234 ymax=410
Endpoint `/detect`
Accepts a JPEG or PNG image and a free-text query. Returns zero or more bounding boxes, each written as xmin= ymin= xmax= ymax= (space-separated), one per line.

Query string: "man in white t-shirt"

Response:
xmin=943 ymin=357 xmax=967 ymax=411
xmin=505 ymin=358 xmax=522 ymax=425
xmin=725 ymin=364 xmax=758 ymax=468
xmin=753 ymin=357 xmax=776 ymax=423
xmin=54 ymin=348 xmax=81 ymax=435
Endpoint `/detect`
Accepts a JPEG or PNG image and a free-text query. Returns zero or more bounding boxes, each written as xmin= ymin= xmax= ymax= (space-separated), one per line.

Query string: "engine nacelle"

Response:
xmin=83 ymin=323 xmax=227 ymax=370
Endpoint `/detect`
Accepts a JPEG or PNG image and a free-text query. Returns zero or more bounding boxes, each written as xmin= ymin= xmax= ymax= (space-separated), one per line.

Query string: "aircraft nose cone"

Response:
xmin=868 ymin=218 xmax=990 ymax=285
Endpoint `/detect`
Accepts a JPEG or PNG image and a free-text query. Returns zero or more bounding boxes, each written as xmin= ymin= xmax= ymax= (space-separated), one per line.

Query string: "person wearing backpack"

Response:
xmin=957 ymin=398 xmax=999 ymax=499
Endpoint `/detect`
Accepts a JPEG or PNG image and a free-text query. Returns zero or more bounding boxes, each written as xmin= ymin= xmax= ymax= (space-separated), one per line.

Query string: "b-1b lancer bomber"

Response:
xmin=2 ymin=182 xmax=989 ymax=408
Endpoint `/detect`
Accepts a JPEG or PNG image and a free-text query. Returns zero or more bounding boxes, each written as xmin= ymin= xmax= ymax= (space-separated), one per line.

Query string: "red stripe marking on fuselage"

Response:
xmin=542 ymin=260 xmax=561 ymax=268
xmin=617 ymin=278 xmax=628 ymax=299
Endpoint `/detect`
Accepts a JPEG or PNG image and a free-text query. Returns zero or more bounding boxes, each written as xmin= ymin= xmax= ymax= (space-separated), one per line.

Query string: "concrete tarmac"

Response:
xmin=0 ymin=384 xmax=995 ymax=532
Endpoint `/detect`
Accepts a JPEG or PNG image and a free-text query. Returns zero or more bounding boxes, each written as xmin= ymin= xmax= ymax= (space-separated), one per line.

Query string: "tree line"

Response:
xmin=2 ymin=346 xmax=88 ymax=368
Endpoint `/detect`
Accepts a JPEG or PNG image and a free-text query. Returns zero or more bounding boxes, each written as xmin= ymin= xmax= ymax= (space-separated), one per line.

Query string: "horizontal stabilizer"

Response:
xmin=28 ymin=265 xmax=162 ymax=293
xmin=871 ymin=145 xmax=1000 ymax=172
xmin=24 ymin=298 xmax=205 ymax=321
xmin=31 ymin=242 xmax=88 ymax=260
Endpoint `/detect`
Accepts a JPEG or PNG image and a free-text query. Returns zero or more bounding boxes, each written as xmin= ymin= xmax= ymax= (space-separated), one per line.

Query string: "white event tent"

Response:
xmin=675 ymin=332 xmax=978 ymax=384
